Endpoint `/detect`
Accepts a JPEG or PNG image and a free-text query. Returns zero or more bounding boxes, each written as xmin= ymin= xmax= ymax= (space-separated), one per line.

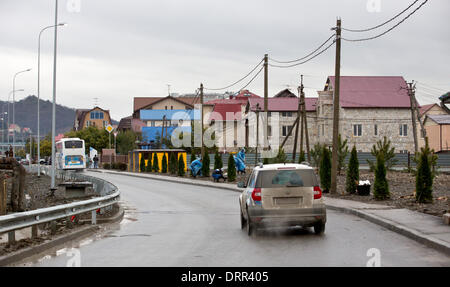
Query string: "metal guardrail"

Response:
xmin=0 ymin=166 xmax=120 ymax=237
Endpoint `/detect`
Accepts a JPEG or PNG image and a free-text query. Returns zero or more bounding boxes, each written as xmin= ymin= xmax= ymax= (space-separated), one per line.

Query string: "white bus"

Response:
xmin=55 ymin=138 xmax=86 ymax=170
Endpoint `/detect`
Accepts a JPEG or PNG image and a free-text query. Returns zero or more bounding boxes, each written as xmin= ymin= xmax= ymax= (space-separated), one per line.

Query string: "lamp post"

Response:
xmin=50 ymin=0 xmax=60 ymax=189
xmin=13 ymin=69 xmax=31 ymax=153
xmin=7 ymin=89 xmax=24 ymax=149
xmin=37 ymin=22 xmax=66 ymax=177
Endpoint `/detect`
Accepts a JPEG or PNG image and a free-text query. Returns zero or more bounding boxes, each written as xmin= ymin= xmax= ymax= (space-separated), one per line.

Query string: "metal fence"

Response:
xmin=187 ymin=151 xmax=450 ymax=168
xmin=0 ymin=166 xmax=120 ymax=241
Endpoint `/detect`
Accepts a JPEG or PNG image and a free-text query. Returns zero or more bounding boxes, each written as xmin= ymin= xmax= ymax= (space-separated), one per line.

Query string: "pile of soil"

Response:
xmin=327 ymin=170 xmax=450 ymax=217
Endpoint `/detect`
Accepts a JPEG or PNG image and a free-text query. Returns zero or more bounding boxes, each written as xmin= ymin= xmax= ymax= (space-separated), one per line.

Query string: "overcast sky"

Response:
xmin=1 ymin=0 xmax=449 ymax=121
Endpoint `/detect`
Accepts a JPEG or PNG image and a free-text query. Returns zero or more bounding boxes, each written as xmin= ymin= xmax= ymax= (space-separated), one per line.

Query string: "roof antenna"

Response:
xmin=93 ymin=97 xmax=99 ymax=107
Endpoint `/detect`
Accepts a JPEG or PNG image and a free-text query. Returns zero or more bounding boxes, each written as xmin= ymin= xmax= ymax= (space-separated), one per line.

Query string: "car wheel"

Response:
xmin=313 ymin=222 xmax=325 ymax=235
xmin=240 ymin=209 xmax=247 ymax=230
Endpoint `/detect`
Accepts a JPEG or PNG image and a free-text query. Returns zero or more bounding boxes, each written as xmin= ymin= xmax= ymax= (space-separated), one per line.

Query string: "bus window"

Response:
xmin=64 ymin=140 xmax=83 ymax=149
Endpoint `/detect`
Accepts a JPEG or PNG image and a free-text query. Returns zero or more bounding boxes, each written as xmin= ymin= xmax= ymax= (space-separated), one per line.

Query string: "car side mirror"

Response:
xmin=237 ymin=182 xmax=246 ymax=188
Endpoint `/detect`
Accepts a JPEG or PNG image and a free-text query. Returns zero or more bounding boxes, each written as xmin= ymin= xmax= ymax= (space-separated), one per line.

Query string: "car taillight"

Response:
xmin=251 ymin=187 xmax=262 ymax=201
xmin=314 ymin=186 xmax=322 ymax=199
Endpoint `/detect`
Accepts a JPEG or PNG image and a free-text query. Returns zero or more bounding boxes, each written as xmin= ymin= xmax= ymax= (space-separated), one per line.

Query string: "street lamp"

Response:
xmin=50 ymin=0 xmax=61 ymax=189
xmin=5 ymin=89 xmax=24 ymax=146
xmin=37 ymin=22 xmax=67 ymax=177
xmin=13 ymin=69 xmax=31 ymax=153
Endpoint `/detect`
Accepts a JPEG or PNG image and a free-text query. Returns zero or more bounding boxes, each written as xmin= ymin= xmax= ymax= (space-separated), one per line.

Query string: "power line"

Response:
xmin=204 ymin=58 xmax=264 ymax=91
xmin=342 ymin=0 xmax=420 ymax=32
xmin=233 ymin=65 xmax=265 ymax=94
xmin=416 ymin=82 xmax=448 ymax=93
xmin=269 ymin=40 xmax=336 ymax=68
xmin=269 ymin=34 xmax=335 ymax=64
xmin=342 ymin=0 xmax=428 ymax=42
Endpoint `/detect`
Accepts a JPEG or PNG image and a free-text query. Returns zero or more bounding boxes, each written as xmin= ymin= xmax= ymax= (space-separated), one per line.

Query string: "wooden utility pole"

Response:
xmin=408 ymin=82 xmax=419 ymax=153
xmin=264 ymin=54 xmax=269 ymax=148
xmin=302 ymin=80 xmax=311 ymax=163
xmin=255 ymin=104 xmax=261 ymax=166
xmin=292 ymin=75 xmax=304 ymax=162
xmin=330 ymin=18 xmax=341 ymax=194
xmin=200 ymin=83 xmax=204 ymax=156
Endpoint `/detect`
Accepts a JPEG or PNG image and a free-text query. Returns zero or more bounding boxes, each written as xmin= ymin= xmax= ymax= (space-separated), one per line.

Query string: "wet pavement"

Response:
xmin=16 ymin=171 xmax=450 ymax=267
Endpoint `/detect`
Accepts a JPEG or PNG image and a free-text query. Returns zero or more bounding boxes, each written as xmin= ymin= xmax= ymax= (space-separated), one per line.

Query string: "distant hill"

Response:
xmin=0 ymin=96 xmax=119 ymax=137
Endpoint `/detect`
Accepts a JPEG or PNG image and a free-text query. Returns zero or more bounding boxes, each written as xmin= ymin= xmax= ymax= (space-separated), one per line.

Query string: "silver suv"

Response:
xmin=238 ymin=163 xmax=326 ymax=236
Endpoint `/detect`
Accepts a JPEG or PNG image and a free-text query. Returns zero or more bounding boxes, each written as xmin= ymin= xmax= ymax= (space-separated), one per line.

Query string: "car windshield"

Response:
xmin=256 ymin=169 xmax=317 ymax=188
xmin=64 ymin=140 xmax=83 ymax=149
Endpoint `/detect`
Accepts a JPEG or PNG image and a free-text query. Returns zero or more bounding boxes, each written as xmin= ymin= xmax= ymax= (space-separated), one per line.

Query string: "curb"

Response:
xmin=89 ymin=169 xmax=241 ymax=192
xmin=90 ymin=169 xmax=450 ymax=256
xmin=0 ymin=205 xmax=125 ymax=266
xmin=325 ymin=205 xmax=450 ymax=256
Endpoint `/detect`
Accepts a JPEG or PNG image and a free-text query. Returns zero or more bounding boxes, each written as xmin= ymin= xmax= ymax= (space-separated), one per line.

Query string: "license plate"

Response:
xmin=274 ymin=197 xmax=302 ymax=205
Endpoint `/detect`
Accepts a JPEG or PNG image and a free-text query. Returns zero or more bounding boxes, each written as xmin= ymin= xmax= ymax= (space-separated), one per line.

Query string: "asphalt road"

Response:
xmin=22 ymin=171 xmax=450 ymax=267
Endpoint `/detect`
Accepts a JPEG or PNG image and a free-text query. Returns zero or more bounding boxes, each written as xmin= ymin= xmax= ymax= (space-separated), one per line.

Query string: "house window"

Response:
xmin=151 ymin=121 xmax=155 ymax=127
xmin=86 ymin=120 xmax=91 ymax=127
xmin=165 ymin=106 xmax=167 ymax=110
xmin=374 ymin=124 xmax=378 ymax=136
xmin=171 ymin=106 xmax=173 ymax=110
xmin=103 ymin=121 xmax=108 ymax=127
xmin=399 ymin=124 xmax=408 ymax=136
xmin=281 ymin=112 xmax=292 ymax=117
xmin=90 ymin=111 xmax=104 ymax=119
xmin=353 ymin=124 xmax=362 ymax=137
xmin=282 ymin=125 xmax=293 ymax=136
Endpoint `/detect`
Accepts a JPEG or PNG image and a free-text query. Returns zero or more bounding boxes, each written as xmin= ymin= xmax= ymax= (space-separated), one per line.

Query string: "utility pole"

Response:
xmin=300 ymin=75 xmax=311 ymax=163
xmin=412 ymin=83 xmax=427 ymax=144
xmin=200 ymin=83 xmax=204 ymax=156
xmin=50 ymin=0 xmax=59 ymax=189
xmin=264 ymin=54 xmax=269 ymax=148
xmin=408 ymin=82 xmax=419 ymax=153
xmin=292 ymin=75 xmax=304 ymax=162
xmin=330 ymin=18 xmax=341 ymax=194
xmin=255 ymin=104 xmax=261 ymax=166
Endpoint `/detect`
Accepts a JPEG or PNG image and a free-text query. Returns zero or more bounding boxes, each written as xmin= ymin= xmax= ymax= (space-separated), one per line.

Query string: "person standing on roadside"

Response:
xmin=93 ymin=154 xmax=99 ymax=169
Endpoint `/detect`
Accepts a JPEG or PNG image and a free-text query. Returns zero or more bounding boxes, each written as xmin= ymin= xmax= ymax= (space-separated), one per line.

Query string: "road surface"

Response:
xmin=19 ymin=171 xmax=450 ymax=267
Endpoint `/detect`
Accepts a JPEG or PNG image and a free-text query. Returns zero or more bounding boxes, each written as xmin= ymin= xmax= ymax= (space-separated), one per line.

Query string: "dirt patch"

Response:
xmin=327 ymin=170 xmax=450 ymax=217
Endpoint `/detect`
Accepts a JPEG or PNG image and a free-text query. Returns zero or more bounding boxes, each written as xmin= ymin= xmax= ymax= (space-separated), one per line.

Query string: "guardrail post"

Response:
xmin=31 ymin=225 xmax=38 ymax=239
xmin=91 ymin=210 xmax=97 ymax=225
xmin=8 ymin=231 xmax=15 ymax=244
xmin=66 ymin=216 xmax=73 ymax=229
xmin=50 ymin=221 xmax=57 ymax=235
xmin=0 ymin=178 xmax=6 ymax=215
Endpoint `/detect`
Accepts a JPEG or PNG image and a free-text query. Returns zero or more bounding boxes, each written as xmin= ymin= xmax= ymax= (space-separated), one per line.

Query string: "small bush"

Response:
xmin=298 ymin=150 xmax=306 ymax=164
xmin=373 ymin=153 xmax=390 ymax=200
xmin=118 ymin=162 xmax=127 ymax=171
xmin=103 ymin=163 xmax=111 ymax=170
xmin=367 ymin=137 xmax=397 ymax=171
xmin=415 ymin=140 xmax=434 ymax=203
xmin=214 ymin=150 xmax=223 ymax=170
xmin=169 ymin=152 xmax=177 ymax=174
xmin=178 ymin=154 xmax=185 ymax=176
xmin=227 ymin=154 xmax=236 ymax=182
xmin=161 ymin=153 xmax=168 ymax=173
xmin=139 ymin=156 xmax=145 ymax=172
xmin=346 ymin=145 xmax=359 ymax=194
xmin=152 ymin=153 xmax=159 ymax=172
xmin=202 ymin=149 xmax=210 ymax=177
